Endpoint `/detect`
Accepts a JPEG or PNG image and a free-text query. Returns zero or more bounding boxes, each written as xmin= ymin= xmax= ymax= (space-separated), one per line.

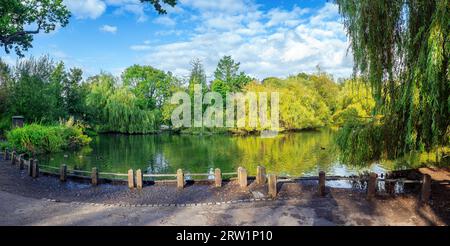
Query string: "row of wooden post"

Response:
xmin=8 ymin=151 xmax=39 ymax=178
xmin=4 ymin=149 xmax=433 ymax=203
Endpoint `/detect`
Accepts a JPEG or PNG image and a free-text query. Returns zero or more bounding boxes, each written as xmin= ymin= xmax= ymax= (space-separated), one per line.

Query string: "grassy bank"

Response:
xmin=3 ymin=122 xmax=91 ymax=155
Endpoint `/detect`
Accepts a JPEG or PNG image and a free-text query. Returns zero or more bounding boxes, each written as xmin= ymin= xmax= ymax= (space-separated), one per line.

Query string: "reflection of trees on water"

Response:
xmin=40 ymin=130 xmax=378 ymax=177
xmin=146 ymin=153 xmax=169 ymax=174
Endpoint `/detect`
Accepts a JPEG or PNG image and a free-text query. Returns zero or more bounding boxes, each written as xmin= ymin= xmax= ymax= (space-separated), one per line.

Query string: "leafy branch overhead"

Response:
xmin=0 ymin=0 xmax=70 ymax=56
xmin=0 ymin=0 xmax=178 ymax=57
xmin=140 ymin=0 xmax=178 ymax=15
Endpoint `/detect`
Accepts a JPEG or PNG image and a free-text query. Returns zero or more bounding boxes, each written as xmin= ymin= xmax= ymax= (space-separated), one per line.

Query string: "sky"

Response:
xmin=0 ymin=0 xmax=353 ymax=81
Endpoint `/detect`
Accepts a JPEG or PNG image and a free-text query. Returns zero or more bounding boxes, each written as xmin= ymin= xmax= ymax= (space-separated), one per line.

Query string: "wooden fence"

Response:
xmin=1 ymin=148 xmax=433 ymax=203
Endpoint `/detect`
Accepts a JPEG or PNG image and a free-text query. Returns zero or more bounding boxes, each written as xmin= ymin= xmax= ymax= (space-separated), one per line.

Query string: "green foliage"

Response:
xmin=188 ymin=58 xmax=208 ymax=96
xmin=335 ymin=121 xmax=383 ymax=165
xmin=336 ymin=0 xmax=450 ymax=158
xmin=332 ymin=79 xmax=376 ymax=126
xmin=244 ymin=73 xmax=339 ymax=131
xmin=140 ymin=0 xmax=177 ymax=14
xmin=0 ymin=0 xmax=70 ymax=56
xmin=85 ymin=74 xmax=160 ymax=134
xmin=6 ymin=121 xmax=91 ymax=155
xmin=211 ymin=55 xmax=253 ymax=97
xmin=122 ymin=65 xmax=174 ymax=109
xmin=5 ymin=56 xmax=66 ymax=122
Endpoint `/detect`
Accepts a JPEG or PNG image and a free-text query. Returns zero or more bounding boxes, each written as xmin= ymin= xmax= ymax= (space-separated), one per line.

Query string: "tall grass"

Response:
xmin=6 ymin=122 xmax=91 ymax=155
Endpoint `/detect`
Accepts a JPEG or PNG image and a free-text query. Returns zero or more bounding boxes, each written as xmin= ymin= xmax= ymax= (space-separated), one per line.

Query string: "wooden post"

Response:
xmin=19 ymin=157 xmax=25 ymax=170
xmin=256 ymin=166 xmax=266 ymax=185
xmin=214 ymin=168 xmax=222 ymax=187
xmin=319 ymin=171 xmax=326 ymax=196
xmin=136 ymin=169 xmax=143 ymax=190
xmin=367 ymin=172 xmax=377 ymax=200
xmin=31 ymin=159 xmax=39 ymax=178
xmin=128 ymin=169 xmax=135 ymax=189
xmin=91 ymin=167 xmax=98 ymax=186
xmin=4 ymin=148 xmax=8 ymax=160
xmin=177 ymin=169 xmax=184 ymax=189
xmin=238 ymin=167 xmax=247 ymax=188
xmin=421 ymin=174 xmax=431 ymax=203
xmin=27 ymin=159 xmax=33 ymax=176
xmin=385 ymin=172 xmax=395 ymax=194
xmin=11 ymin=151 xmax=16 ymax=165
xmin=268 ymin=174 xmax=277 ymax=198
xmin=60 ymin=164 xmax=67 ymax=182
xmin=237 ymin=167 xmax=242 ymax=181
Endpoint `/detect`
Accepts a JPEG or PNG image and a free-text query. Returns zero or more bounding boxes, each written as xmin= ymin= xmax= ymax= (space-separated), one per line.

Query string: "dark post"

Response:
xmin=3 ymin=148 xmax=8 ymax=160
xmin=385 ymin=172 xmax=395 ymax=194
xmin=11 ymin=151 xmax=16 ymax=165
xmin=19 ymin=157 xmax=25 ymax=170
xmin=421 ymin=174 xmax=431 ymax=203
xmin=91 ymin=167 xmax=98 ymax=186
xmin=31 ymin=159 xmax=39 ymax=178
xmin=60 ymin=164 xmax=67 ymax=182
xmin=319 ymin=171 xmax=326 ymax=196
xmin=367 ymin=172 xmax=378 ymax=200
xmin=27 ymin=159 xmax=33 ymax=176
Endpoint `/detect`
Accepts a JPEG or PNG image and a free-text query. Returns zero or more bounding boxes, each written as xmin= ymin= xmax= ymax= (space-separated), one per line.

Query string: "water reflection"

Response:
xmin=40 ymin=130 xmax=388 ymax=177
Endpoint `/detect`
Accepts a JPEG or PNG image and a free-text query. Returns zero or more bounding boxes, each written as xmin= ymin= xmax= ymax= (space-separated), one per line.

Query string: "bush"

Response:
xmin=6 ymin=123 xmax=91 ymax=154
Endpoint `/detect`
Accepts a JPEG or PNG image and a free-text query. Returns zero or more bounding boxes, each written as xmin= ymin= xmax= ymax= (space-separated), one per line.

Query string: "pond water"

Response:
xmin=40 ymin=130 xmax=389 ymax=177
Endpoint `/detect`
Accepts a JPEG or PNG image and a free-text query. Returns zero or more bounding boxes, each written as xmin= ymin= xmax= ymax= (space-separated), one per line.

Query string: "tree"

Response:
xmin=211 ymin=55 xmax=252 ymax=97
xmin=64 ymin=68 xmax=84 ymax=119
xmin=188 ymin=58 xmax=207 ymax=96
xmin=121 ymin=65 xmax=171 ymax=109
xmin=335 ymin=0 xmax=449 ymax=157
xmin=0 ymin=0 xmax=70 ymax=56
xmin=140 ymin=0 xmax=177 ymax=14
xmin=85 ymin=74 xmax=159 ymax=134
xmin=214 ymin=56 xmax=240 ymax=83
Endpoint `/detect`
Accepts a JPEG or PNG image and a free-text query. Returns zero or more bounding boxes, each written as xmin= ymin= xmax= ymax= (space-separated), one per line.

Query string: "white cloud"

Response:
xmin=64 ymin=0 xmax=106 ymax=19
xmin=153 ymin=16 xmax=176 ymax=26
xmin=108 ymin=0 xmax=149 ymax=22
xmin=100 ymin=25 xmax=118 ymax=34
xmin=137 ymin=1 xmax=352 ymax=79
xmin=130 ymin=45 xmax=152 ymax=51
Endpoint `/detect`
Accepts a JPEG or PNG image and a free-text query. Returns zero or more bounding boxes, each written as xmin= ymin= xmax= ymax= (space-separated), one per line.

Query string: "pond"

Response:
xmin=40 ymin=129 xmax=389 ymax=177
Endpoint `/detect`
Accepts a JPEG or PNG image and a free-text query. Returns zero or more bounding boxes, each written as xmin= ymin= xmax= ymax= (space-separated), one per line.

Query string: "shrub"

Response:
xmin=6 ymin=123 xmax=91 ymax=155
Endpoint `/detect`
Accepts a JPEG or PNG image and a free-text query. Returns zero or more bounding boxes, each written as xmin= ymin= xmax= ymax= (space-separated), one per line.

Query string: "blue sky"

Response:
xmin=1 ymin=0 xmax=353 ymax=80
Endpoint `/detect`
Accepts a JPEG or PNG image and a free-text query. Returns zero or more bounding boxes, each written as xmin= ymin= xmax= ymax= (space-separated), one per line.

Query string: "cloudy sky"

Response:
xmin=0 ymin=0 xmax=353 ymax=80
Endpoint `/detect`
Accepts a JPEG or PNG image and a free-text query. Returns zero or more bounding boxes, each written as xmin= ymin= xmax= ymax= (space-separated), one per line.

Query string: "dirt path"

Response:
xmin=0 ymin=189 xmax=445 ymax=226
xmin=0 ymin=159 xmax=447 ymax=225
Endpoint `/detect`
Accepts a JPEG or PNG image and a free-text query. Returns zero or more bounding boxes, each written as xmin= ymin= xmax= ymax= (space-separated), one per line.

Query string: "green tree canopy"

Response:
xmin=121 ymin=65 xmax=172 ymax=109
xmin=211 ymin=56 xmax=252 ymax=97
xmin=0 ymin=0 xmax=71 ymax=56
xmin=336 ymin=0 xmax=450 ymax=156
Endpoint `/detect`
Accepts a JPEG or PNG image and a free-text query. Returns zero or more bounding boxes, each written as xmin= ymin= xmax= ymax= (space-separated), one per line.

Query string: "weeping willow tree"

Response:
xmin=335 ymin=0 xmax=449 ymax=161
xmin=85 ymin=74 xmax=160 ymax=134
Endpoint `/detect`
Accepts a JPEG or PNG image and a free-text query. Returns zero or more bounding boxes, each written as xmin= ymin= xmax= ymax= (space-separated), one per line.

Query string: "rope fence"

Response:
xmin=1 ymin=148 xmax=439 ymax=203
